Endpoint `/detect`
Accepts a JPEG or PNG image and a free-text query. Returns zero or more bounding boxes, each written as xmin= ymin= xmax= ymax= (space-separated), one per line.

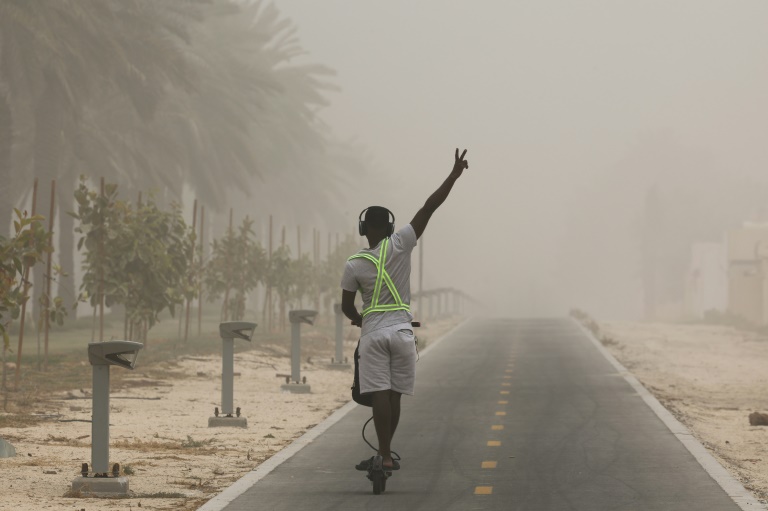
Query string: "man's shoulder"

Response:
xmin=392 ymin=224 xmax=417 ymax=250
xmin=346 ymin=253 xmax=377 ymax=272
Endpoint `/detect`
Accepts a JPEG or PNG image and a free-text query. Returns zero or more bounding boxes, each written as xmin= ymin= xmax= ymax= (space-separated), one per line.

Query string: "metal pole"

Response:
xmin=221 ymin=338 xmax=234 ymax=415
xmin=92 ymin=365 xmax=110 ymax=474
xmin=418 ymin=237 xmax=423 ymax=318
xmin=334 ymin=304 xmax=343 ymax=363
xmin=291 ymin=321 xmax=301 ymax=383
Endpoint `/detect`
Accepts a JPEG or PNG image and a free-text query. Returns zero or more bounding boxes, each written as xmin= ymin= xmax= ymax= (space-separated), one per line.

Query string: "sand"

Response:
xmin=0 ymin=318 xmax=461 ymax=511
xmin=599 ymin=320 xmax=768 ymax=505
xmin=8 ymin=317 xmax=763 ymax=509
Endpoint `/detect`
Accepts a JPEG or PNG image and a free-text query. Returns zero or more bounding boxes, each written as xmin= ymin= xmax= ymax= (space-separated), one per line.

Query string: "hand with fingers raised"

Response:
xmin=452 ymin=148 xmax=469 ymax=178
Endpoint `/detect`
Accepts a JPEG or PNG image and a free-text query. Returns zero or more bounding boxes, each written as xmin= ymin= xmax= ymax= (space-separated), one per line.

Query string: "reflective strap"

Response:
xmin=372 ymin=238 xmax=387 ymax=309
xmin=348 ymin=238 xmax=410 ymax=317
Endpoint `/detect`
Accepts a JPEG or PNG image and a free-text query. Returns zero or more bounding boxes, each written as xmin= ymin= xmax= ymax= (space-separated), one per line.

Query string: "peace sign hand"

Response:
xmin=452 ymin=148 xmax=469 ymax=177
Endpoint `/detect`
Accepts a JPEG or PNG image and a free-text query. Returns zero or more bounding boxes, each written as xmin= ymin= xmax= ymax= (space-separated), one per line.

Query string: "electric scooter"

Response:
xmin=353 ymin=321 xmax=420 ymax=495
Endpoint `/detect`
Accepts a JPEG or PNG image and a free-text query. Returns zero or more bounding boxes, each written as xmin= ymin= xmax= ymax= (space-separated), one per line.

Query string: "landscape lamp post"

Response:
xmin=209 ymin=321 xmax=256 ymax=428
xmin=280 ymin=309 xmax=317 ymax=393
xmin=328 ymin=303 xmax=350 ymax=369
xmin=71 ymin=340 xmax=143 ymax=496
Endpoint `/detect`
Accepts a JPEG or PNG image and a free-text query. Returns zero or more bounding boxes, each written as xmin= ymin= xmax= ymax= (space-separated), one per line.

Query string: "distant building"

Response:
xmin=684 ymin=242 xmax=727 ymax=319
xmin=726 ymin=223 xmax=768 ymax=325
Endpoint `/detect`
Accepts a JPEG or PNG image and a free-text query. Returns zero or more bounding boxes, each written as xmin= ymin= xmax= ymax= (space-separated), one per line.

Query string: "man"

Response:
xmin=340 ymin=148 xmax=470 ymax=472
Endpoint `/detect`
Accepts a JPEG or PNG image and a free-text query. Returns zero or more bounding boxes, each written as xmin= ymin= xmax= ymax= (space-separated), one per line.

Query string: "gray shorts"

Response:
xmin=359 ymin=322 xmax=417 ymax=395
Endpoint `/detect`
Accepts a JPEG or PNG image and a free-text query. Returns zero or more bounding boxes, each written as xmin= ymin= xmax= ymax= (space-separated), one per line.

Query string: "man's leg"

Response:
xmin=389 ymin=391 xmax=402 ymax=441
xmin=372 ymin=390 xmax=396 ymax=469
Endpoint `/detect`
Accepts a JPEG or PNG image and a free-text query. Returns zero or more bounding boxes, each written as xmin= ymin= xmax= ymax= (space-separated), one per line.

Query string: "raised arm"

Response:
xmin=410 ymin=148 xmax=469 ymax=239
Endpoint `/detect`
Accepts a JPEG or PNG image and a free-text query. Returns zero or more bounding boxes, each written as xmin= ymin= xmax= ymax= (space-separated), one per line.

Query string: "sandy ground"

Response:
xmin=0 ymin=318 xmax=461 ymax=511
xmin=598 ymin=320 xmax=768 ymax=505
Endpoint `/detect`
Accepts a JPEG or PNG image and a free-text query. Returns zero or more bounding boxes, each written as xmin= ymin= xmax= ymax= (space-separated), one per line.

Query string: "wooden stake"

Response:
xmin=313 ymin=229 xmax=318 ymax=265
xmin=267 ymin=215 xmax=273 ymax=333
xmin=15 ymin=178 xmax=38 ymax=389
xmin=183 ymin=200 xmax=197 ymax=343
xmin=198 ymin=206 xmax=204 ymax=337
xmin=280 ymin=225 xmax=285 ymax=331
xmin=43 ymin=180 xmax=55 ymax=371
xmin=99 ymin=177 xmax=104 ymax=343
xmin=222 ymin=208 xmax=233 ymax=321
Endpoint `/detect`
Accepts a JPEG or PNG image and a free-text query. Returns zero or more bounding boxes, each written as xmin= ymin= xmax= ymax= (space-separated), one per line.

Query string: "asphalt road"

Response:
xmin=216 ymin=318 xmax=743 ymax=511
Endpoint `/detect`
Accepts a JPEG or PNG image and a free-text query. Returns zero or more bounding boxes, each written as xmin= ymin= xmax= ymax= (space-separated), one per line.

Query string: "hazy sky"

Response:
xmin=273 ymin=1 xmax=768 ymax=318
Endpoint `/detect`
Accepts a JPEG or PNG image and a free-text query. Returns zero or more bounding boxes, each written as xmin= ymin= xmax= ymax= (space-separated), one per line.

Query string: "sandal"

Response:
xmin=355 ymin=457 xmax=400 ymax=471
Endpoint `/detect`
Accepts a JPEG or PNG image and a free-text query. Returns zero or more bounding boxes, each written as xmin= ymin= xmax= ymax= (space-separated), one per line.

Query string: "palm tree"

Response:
xmin=1 ymin=0 xmax=201 ymax=305
xmin=2 ymin=0 xmax=357 ymax=310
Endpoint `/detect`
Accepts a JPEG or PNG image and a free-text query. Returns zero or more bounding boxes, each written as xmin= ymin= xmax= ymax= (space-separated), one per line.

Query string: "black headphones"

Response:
xmin=358 ymin=206 xmax=395 ymax=237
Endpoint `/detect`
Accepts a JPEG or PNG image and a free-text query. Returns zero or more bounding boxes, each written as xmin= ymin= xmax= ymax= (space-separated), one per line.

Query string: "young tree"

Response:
xmin=73 ymin=178 xmax=195 ymax=342
xmin=0 ymin=209 xmax=50 ymax=349
xmin=204 ymin=217 xmax=266 ymax=321
xmin=122 ymin=198 xmax=195 ymax=341
xmin=288 ymin=253 xmax=315 ymax=310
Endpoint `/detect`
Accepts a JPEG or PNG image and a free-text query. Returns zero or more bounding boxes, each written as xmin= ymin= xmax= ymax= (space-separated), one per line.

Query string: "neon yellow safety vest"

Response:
xmin=348 ymin=237 xmax=410 ymax=317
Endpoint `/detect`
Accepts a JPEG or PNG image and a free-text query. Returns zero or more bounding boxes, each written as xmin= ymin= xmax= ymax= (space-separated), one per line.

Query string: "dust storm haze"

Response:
xmin=274 ymin=0 xmax=768 ymax=319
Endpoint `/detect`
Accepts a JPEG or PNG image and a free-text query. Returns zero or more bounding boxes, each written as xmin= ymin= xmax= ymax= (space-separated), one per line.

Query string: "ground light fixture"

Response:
xmin=209 ymin=321 xmax=256 ymax=428
xmin=280 ymin=310 xmax=317 ymax=393
xmin=71 ymin=340 xmax=143 ymax=496
xmin=327 ymin=304 xmax=350 ymax=370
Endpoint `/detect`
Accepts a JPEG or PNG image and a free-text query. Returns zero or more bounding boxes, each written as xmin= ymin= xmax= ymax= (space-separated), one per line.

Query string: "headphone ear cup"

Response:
xmin=359 ymin=220 xmax=367 ymax=236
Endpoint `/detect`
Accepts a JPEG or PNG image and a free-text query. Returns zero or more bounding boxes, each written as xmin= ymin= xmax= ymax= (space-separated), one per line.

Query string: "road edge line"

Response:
xmin=197 ymin=317 xmax=470 ymax=510
xmin=573 ymin=318 xmax=765 ymax=511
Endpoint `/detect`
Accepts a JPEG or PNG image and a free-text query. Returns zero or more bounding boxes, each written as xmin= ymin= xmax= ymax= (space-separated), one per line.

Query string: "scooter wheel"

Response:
xmin=372 ymin=470 xmax=385 ymax=495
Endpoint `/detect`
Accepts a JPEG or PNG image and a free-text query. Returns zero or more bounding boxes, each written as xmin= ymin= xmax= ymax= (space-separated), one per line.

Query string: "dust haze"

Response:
xmin=274 ymin=0 xmax=768 ymax=319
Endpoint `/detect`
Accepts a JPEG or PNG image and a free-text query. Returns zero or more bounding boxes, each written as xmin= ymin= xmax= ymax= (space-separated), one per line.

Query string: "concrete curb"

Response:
xmin=197 ymin=317 xmax=470 ymax=511
xmin=573 ymin=318 xmax=766 ymax=511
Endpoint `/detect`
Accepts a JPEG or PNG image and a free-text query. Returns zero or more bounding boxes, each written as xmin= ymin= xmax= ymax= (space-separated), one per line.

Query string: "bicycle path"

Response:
xmin=201 ymin=318 xmax=757 ymax=511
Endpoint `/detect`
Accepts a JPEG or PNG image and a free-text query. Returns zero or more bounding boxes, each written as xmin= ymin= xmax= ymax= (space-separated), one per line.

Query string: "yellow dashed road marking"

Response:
xmin=496 ymin=411 xmax=507 ymax=416
xmin=502 ymin=383 xmax=511 ymax=386
xmin=503 ymin=375 xmax=512 ymax=379
xmin=500 ymin=390 xmax=510 ymax=395
xmin=491 ymin=425 xmax=504 ymax=430
xmin=487 ymin=440 xmax=501 ymax=446
xmin=475 ymin=486 xmax=493 ymax=495
xmin=505 ymin=369 xmax=513 ymax=373
xmin=482 ymin=461 xmax=497 ymax=469
xmin=498 ymin=400 xmax=508 ymax=404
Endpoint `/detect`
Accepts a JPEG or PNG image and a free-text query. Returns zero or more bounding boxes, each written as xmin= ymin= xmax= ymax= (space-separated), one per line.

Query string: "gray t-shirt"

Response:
xmin=341 ymin=224 xmax=417 ymax=336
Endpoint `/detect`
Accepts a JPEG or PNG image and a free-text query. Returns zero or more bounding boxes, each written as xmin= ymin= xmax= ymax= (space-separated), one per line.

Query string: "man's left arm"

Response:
xmin=341 ymin=289 xmax=362 ymax=327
